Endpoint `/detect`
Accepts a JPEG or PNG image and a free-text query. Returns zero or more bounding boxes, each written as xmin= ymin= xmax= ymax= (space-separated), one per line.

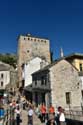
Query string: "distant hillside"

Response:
xmin=0 ymin=53 xmax=17 ymax=68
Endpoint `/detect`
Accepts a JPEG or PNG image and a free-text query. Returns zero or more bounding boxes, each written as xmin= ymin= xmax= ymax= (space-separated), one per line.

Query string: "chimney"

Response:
xmin=60 ymin=47 xmax=64 ymax=58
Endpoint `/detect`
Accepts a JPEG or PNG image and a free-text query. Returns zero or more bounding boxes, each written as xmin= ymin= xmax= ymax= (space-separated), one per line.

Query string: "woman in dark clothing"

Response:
xmin=55 ymin=106 xmax=62 ymax=125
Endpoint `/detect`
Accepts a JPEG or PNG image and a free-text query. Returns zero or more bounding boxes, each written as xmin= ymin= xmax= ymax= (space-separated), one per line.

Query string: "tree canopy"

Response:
xmin=0 ymin=53 xmax=17 ymax=68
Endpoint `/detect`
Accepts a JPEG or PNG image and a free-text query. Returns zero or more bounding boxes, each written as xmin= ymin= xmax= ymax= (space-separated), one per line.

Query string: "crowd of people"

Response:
xmin=0 ymin=93 xmax=66 ymax=125
xmin=0 ymin=94 xmax=34 ymax=125
xmin=9 ymin=95 xmax=34 ymax=125
xmin=8 ymin=95 xmax=66 ymax=125
xmin=35 ymin=103 xmax=66 ymax=125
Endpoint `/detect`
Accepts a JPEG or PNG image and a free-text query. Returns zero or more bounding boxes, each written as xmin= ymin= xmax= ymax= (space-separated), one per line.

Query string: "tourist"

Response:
xmin=15 ymin=105 xmax=22 ymax=125
xmin=40 ymin=103 xmax=46 ymax=123
xmin=10 ymin=100 xmax=16 ymax=109
xmin=49 ymin=103 xmax=55 ymax=114
xmin=23 ymin=99 xmax=26 ymax=110
xmin=59 ymin=107 xmax=66 ymax=125
xmin=55 ymin=106 xmax=62 ymax=125
xmin=49 ymin=103 xmax=55 ymax=121
xmin=27 ymin=105 xmax=34 ymax=125
xmin=0 ymin=106 xmax=5 ymax=118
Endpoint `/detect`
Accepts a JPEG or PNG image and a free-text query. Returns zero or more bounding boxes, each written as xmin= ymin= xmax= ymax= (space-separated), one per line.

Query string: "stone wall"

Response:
xmin=49 ymin=59 xmax=82 ymax=109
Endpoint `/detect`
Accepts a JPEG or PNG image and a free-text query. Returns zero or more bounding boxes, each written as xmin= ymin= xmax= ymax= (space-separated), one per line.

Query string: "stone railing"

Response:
xmin=65 ymin=109 xmax=83 ymax=121
xmin=0 ymin=108 xmax=15 ymax=125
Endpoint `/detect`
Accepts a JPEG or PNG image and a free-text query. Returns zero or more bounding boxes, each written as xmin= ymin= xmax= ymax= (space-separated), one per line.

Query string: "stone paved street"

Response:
xmin=20 ymin=109 xmax=44 ymax=125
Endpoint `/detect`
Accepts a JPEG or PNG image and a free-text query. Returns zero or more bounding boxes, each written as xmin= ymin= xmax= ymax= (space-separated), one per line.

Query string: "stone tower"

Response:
xmin=17 ymin=34 xmax=51 ymax=87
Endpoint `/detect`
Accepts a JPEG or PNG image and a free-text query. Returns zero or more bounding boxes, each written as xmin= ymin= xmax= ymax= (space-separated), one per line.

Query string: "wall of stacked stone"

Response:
xmin=49 ymin=59 xmax=81 ymax=109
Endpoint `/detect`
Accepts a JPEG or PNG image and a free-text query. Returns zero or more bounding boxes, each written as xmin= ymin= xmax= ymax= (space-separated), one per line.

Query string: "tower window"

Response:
xmin=28 ymin=37 xmax=30 ymax=40
xmin=1 ymin=73 xmax=3 ymax=78
xmin=1 ymin=81 xmax=3 ymax=87
xmin=66 ymin=92 xmax=71 ymax=104
xmin=79 ymin=63 xmax=82 ymax=71
xmin=27 ymin=50 xmax=29 ymax=53
xmin=81 ymin=90 xmax=83 ymax=98
xmin=34 ymin=39 xmax=36 ymax=41
xmin=38 ymin=39 xmax=40 ymax=42
xmin=21 ymin=63 xmax=24 ymax=69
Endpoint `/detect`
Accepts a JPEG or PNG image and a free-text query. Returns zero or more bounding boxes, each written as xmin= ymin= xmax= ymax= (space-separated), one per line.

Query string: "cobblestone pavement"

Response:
xmin=20 ymin=109 xmax=44 ymax=125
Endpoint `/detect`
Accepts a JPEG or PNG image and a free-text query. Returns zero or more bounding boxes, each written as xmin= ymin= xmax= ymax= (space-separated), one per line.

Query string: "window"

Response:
xmin=27 ymin=50 xmax=29 ymax=53
xmin=81 ymin=90 xmax=83 ymax=98
xmin=79 ymin=63 xmax=82 ymax=71
xmin=44 ymin=77 xmax=47 ymax=85
xmin=35 ymin=80 xmax=37 ymax=86
xmin=22 ymin=80 xmax=25 ymax=87
xmin=28 ymin=37 xmax=30 ymax=40
xmin=66 ymin=92 xmax=71 ymax=104
xmin=41 ymin=76 xmax=44 ymax=85
xmin=21 ymin=63 xmax=24 ymax=69
xmin=41 ymin=76 xmax=47 ymax=85
xmin=1 ymin=74 xmax=3 ymax=78
xmin=38 ymin=39 xmax=40 ymax=42
xmin=34 ymin=39 xmax=36 ymax=41
xmin=1 ymin=81 xmax=3 ymax=87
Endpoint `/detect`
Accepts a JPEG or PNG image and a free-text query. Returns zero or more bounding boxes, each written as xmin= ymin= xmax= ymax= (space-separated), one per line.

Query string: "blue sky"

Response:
xmin=0 ymin=0 xmax=83 ymax=59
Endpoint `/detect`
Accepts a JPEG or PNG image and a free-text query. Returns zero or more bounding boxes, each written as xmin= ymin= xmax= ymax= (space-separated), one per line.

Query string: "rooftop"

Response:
xmin=18 ymin=34 xmax=49 ymax=40
xmin=64 ymin=53 xmax=83 ymax=59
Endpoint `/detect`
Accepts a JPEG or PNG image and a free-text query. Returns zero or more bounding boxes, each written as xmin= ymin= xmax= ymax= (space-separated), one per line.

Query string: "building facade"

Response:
xmin=0 ymin=69 xmax=10 ymax=90
xmin=17 ymin=34 xmax=51 ymax=87
xmin=79 ymin=72 xmax=83 ymax=99
xmin=0 ymin=61 xmax=17 ymax=91
xmin=32 ymin=59 xmax=82 ymax=110
xmin=65 ymin=53 xmax=83 ymax=72
xmin=22 ymin=57 xmax=49 ymax=87
xmin=65 ymin=53 xmax=83 ymax=99
xmin=32 ymin=67 xmax=51 ymax=107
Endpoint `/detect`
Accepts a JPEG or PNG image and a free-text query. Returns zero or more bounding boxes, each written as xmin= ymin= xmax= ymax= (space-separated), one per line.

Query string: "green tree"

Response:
xmin=0 ymin=53 xmax=17 ymax=68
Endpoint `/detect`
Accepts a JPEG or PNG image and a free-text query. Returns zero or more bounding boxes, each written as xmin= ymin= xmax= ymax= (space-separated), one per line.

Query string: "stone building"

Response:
xmin=0 ymin=62 xmax=10 ymax=90
xmin=32 ymin=59 xmax=82 ymax=110
xmin=79 ymin=72 xmax=83 ymax=98
xmin=65 ymin=53 xmax=83 ymax=72
xmin=0 ymin=61 xmax=17 ymax=95
xmin=22 ymin=57 xmax=49 ymax=87
xmin=17 ymin=34 xmax=51 ymax=87
xmin=22 ymin=57 xmax=49 ymax=101
xmin=65 ymin=53 xmax=83 ymax=99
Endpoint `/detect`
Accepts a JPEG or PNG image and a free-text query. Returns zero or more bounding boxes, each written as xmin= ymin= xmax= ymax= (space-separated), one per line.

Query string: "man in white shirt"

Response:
xmin=28 ymin=105 xmax=34 ymax=125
